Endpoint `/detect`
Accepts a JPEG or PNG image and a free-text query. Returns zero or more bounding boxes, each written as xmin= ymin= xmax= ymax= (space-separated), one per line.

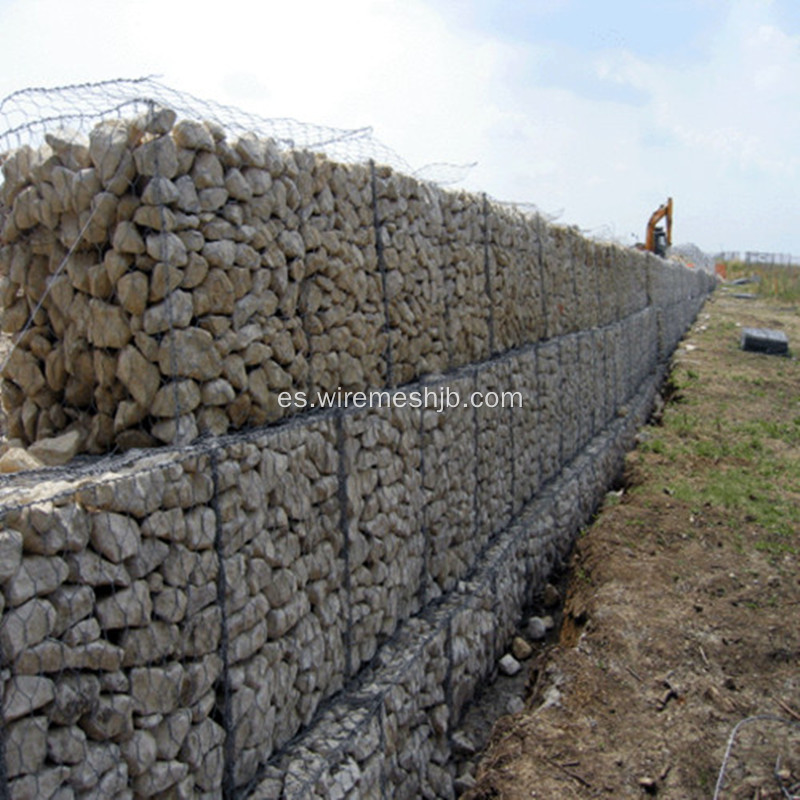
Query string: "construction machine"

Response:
xmin=641 ymin=197 xmax=673 ymax=257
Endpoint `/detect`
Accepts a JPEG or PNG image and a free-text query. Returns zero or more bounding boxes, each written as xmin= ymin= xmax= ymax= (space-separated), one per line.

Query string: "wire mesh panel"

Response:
xmin=0 ymin=78 xmax=715 ymax=799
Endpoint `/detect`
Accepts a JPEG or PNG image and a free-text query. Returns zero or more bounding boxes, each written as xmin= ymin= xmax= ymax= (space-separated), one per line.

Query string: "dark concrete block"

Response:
xmin=740 ymin=327 xmax=789 ymax=355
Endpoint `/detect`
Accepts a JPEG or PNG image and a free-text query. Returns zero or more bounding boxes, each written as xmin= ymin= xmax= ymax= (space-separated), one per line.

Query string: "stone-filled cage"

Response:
xmin=0 ymin=79 xmax=714 ymax=799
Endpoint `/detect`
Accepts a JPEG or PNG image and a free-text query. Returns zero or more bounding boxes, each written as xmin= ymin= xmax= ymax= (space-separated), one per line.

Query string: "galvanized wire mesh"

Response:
xmin=0 ymin=76 xmax=715 ymax=799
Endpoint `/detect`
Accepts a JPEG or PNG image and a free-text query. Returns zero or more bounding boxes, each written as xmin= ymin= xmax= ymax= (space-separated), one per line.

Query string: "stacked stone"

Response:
xmin=507 ymin=348 xmax=542 ymax=516
xmin=214 ymin=420 xmax=347 ymax=789
xmin=420 ymin=371 xmax=478 ymax=596
xmin=0 ymin=110 xmax=389 ymax=453
xmin=377 ymin=169 xmax=449 ymax=385
xmin=540 ymin=224 xmax=580 ymax=339
xmin=489 ymin=204 xmax=546 ymax=353
xmin=302 ymin=159 xmax=386 ymax=399
xmin=475 ymin=359 xmax=515 ymax=542
xmin=594 ymin=241 xmax=621 ymax=327
xmin=572 ymin=237 xmax=600 ymax=332
xmin=343 ymin=404 xmax=425 ymax=673
xmin=0 ymin=452 xmax=225 ymax=798
xmin=441 ymin=190 xmax=490 ymax=370
xmin=536 ymin=340 xmax=563 ymax=484
xmin=616 ymin=245 xmax=650 ymax=320
xmin=558 ymin=335 xmax=582 ymax=465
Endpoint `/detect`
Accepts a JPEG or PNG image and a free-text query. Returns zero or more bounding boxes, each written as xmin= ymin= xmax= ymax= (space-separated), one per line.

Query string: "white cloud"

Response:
xmin=0 ymin=0 xmax=798 ymax=253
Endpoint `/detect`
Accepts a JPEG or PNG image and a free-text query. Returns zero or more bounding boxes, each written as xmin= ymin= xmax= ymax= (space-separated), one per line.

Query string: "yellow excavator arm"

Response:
xmin=644 ymin=197 xmax=673 ymax=256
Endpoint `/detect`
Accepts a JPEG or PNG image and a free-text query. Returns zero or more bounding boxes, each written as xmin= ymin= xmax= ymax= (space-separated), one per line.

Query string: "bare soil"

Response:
xmin=459 ymin=290 xmax=800 ymax=799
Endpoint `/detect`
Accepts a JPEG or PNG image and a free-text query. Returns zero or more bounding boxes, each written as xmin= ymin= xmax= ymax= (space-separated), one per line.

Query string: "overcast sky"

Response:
xmin=0 ymin=0 xmax=798 ymax=256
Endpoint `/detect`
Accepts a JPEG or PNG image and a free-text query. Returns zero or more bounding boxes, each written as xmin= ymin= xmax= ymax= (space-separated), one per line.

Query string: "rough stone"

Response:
xmin=527 ymin=616 xmax=548 ymax=640
xmin=0 ymin=527 xmax=23 ymax=580
xmin=158 ymin=327 xmax=222 ymax=381
xmin=4 ymin=555 xmax=69 ymax=606
xmin=26 ymin=429 xmax=81 ymax=466
xmin=498 ymin=653 xmax=522 ymax=676
xmin=90 ymin=512 xmax=141 ymax=563
xmin=95 ymin=580 xmax=152 ymax=629
xmin=2 ymin=675 xmax=55 ymax=721
xmin=0 ymin=598 xmax=57 ymax=662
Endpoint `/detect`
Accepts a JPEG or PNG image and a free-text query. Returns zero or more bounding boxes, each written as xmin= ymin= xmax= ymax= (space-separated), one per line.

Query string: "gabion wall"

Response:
xmin=0 ymin=108 xmax=713 ymax=799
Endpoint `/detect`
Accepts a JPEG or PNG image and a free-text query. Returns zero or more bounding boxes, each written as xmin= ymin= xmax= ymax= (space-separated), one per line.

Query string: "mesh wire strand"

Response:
xmin=0 ymin=76 xmax=474 ymax=186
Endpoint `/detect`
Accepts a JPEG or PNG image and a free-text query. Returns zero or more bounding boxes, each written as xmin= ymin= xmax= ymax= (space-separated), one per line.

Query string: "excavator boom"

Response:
xmin=644 ymin=197 xmax=673 ymax=256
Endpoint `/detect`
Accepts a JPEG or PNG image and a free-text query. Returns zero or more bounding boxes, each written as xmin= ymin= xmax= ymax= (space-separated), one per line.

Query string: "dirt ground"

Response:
xmin=459 ymin=289 xmax=800 ymax=799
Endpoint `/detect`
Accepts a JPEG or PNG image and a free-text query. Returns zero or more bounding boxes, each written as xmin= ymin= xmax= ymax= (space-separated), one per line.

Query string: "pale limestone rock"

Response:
xmin=4 ymin=555 xmax=69 ymax=607
xmin=200 ymin=377 xmax=235 ymax=406
xmin=182 ymin=604 xmax=222 ymax=657
xmin=47 ymin=725 xmax=88 ymax=765
xmin=0 ymin=447 xmax=43 ymax=474
xmin=148 ymin=262 xmax=183 ymax=301
xmin=174 ymin=174 xmax=201 ymax=212
xmin=133 ymin=203 xmax=176 ymax=231
xmin=112 ymin=220 xmax=146 ymax=254
xmin=145 ymin=231 xmax=188 ymax=267
xmin=90 ymin=512 xmax=141 ymax=563
xmin=151 ymin=413 xmax=199 ymax=446
xmin=132 ymin=760 xmax=189 ymax=796
xmin=3 ymin=347 xmax=47 ymax=396
xmin=73 ymin=166 xmax=102 ymax=210
xmin=0 ymin=527 xmax=23 ymax=580
xmin=153 ymin=708 xmax=192 ymax=759
xmin=134 ymin=106 xmax=176 ymax=136
xmin=193 ymin=268 xmax=236 ymax=315
xmin=158 ymin=327 xmax=222 ymax=381
xmin=6 ymin=719 xmax=47 ymax=778
xmin=89 ymin=120 xmax=132 ymax=185
xmin=126 ymin=537 xmax=170 ymax=579
xmin=88 ymin=299 xmax=131 ymax=349
xmin=224 ymin=168 xmax=252 ymax=201
xmin=243 ymin=166 xmax=272 ymax=195
xmin=143 ymin=289 xmax=193 ymax=334
xmin=172 ymin=120 xmax=215 ymax=151
xmin=117 ymin=271 xmax=148 ymax=315
xmin=512 ymin=636 xmax=534 ymax=660
xmin=48 ymin=673 xmax=100 ymax=725
xmin=66 ymin=549 xmax=131 ymax=587
xmin=153 ymin=586 xmax=187 ymax=623
xmin=184 ymin=507 xmax=215 ymax=550
xmin=130 ymin=663 xmax=184 ymax=715
xmin=140 ymin=507 xmax=186 ymax=542
xmin=50 ymin=585 xmax=95 ymax=636
xmin=198 ymin=185 xmax=228 ymax=211
xmin=120 ymin=729 xmax=157 ymax=777
xmin=133 ymin=135 xmax=179 ymax=179
xmin=26 ymin=429 xmax=81 ymax=466
xmin=181 ymin=718 xmax=226 ymax=769
xmin=120 ymin=621 xmax=179 ymax=667
xmin=0 ymin=597 xmax=57 ymax=661
xmin=192 ymin=151 xmax=224 ymax=188
xmin=182 ymin=252 xmax=209 ymax=289
xmin=96 ymin=580 xmax=152 ymax=629
xmin=117 ymin=345 xmax=160 ymax=409
xmin=45 ymin=128 xmax=91 ymax=170
xmin=80 ymin=694 xmax=134 ymax=741
xmin=278 ymin=229 xmax=304 ymax=258
xmin=62 ymin=617 xmax=101 ymax=646
xmin=234 ymin=133 xmax=266 ymax=167
xmin=151 ymin=379 xmax=201 ymax=417
xmin=2 ymin=675 xmax=55 ymax=722
xmin=69 ymin=741 xmax=121 ymax=790
xmin=202 ymin=239 xmax=236 ymax=268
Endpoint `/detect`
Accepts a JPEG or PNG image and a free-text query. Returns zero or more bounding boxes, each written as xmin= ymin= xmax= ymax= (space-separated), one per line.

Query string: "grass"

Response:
xmin=633 ymin=292 xmax=800 ymax=564
xmin=722 ymin=260 xmax=800 ymax=303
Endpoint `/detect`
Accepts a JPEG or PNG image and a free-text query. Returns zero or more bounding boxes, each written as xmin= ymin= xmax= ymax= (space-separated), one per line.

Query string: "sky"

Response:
xmin=0 ymin=0 xmax=798 ymax=257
